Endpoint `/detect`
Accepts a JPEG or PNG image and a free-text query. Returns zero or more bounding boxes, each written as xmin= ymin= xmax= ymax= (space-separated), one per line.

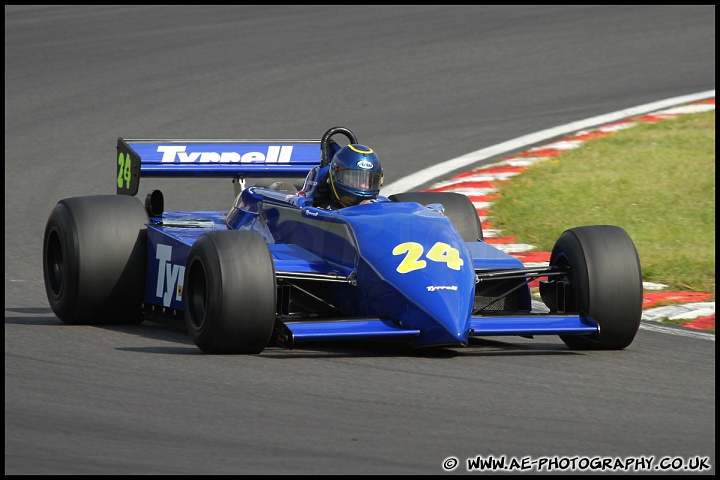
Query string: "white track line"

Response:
xmin=382 ymin=89 xmax=715 ymax=196
xmin=639 ymin=322 xmax=715 ymax=341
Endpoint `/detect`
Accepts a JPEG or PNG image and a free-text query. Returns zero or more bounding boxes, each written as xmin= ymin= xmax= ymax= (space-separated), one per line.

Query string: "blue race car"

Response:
xmin=42 ymin=126 xmax=643 ymax=354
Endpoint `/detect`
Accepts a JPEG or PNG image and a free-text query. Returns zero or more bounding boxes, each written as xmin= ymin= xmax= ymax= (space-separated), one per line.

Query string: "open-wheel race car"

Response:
xmin=42 ymin=126 xmax=643 ymax=354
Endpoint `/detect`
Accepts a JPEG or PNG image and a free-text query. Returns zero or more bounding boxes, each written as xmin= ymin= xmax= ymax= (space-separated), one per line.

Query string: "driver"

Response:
xmin=302 ymin=144 xmax=384 ymax=209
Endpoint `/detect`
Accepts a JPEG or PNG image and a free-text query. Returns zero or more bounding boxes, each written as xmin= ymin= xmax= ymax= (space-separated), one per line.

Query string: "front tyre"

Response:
xmin=544 ymin=225 xmax=643 ymax=350
xmin=42 ymin=195 xmax=148 ymax=325
xmin=184 ymin=230 xmax=276 ymax=354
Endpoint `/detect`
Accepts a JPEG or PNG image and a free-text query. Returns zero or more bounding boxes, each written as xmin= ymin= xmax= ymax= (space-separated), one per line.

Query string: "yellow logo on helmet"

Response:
xmin=347 ymin=144 xmax=374 ymax=154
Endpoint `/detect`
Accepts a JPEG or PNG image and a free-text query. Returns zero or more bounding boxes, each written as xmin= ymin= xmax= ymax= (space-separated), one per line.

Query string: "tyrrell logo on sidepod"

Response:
xmin=155 ymin=244 xmax=184 ymax=307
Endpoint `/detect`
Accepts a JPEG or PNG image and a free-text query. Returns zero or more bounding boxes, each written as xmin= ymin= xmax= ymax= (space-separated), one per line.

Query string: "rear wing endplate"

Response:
xmin=116 ymin=137 xmax=322 ymax=196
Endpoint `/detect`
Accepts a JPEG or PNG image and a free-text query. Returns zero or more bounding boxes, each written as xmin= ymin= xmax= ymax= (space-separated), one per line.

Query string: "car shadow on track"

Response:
xmin=5 ymin=309 xmax=583 ymax=358
xmin=258 ymin=337 xmax=579 ymax=359
xmin=5 ymin=307 xmax=64 ymax=325
xmin=104 ymin=318 xmax=582 ymax=358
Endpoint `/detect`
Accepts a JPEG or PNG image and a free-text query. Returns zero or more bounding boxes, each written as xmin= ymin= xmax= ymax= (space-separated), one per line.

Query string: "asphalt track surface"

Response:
xmin=5 ymin=6 xmax=715 ymax=475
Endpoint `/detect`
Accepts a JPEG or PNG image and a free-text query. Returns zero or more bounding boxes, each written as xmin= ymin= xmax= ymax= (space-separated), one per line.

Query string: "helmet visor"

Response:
xmin=334 ymin=168 xmax=382 ymax=191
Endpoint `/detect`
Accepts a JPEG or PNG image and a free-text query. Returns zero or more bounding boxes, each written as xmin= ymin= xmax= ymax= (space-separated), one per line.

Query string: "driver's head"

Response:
xmin=329 ymin=144 xmax=383 ymax=207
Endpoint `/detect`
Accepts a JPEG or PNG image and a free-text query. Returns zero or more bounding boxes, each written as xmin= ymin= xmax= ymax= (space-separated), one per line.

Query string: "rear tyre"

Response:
xmin=389 ymin=191 xmax=483 ymax=241
xmin=546 ymin=225 xmax=642 ymax=350
xmin=42 ymin=195 xmax=148 ymax=325
xmin=184 ymin=230 xmax=276 ymax=354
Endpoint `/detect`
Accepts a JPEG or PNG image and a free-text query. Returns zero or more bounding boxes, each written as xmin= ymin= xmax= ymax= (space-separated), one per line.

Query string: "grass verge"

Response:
xmin=490 ymin=109 xmax=715 ymax=297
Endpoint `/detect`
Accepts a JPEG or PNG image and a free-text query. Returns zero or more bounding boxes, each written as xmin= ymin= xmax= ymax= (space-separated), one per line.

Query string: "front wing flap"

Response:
xmin=468 ymin=314 xmax=599 ymax=337
xmin=274 ymin=318 xmax=421 ymax=349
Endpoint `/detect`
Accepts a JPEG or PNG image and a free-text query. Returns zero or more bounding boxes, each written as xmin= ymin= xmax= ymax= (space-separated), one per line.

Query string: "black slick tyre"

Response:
xmin=546 ymin=225 xmax=643 ymax=350
xmin=42 ymin=195 xmax=148 ymax=325
xmin=184 ymin=230 xmax=276 ymax=354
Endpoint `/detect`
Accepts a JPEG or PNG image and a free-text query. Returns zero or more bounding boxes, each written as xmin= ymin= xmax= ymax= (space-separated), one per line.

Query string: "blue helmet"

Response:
xmin=329 ymin=144 xmax=383 ymax=207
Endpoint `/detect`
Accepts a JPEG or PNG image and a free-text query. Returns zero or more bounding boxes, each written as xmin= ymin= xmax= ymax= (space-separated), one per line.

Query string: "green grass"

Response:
xmin=489 ymin=108 xmax=715 ymax=296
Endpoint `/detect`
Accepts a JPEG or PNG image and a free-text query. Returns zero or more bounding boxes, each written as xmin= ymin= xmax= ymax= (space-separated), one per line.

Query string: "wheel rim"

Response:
xmin=187 ymin=259 xmax=208 ymax=330
xmin=45 ymin=228 xmax=65 ymax=298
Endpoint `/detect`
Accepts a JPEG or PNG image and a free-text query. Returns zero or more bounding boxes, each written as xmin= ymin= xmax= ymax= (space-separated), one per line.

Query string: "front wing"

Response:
xmin=271 ymin=315 xmax=598 ymax=349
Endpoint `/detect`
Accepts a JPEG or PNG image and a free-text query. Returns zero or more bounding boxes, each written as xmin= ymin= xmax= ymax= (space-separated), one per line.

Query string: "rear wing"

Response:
xmin=116 ymin=137 xmax=322 ymax=196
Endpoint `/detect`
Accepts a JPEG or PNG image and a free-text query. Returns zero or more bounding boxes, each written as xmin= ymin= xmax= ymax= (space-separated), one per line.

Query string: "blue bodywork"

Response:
xmin=122 ymin=136 xmax=598 ymax=350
